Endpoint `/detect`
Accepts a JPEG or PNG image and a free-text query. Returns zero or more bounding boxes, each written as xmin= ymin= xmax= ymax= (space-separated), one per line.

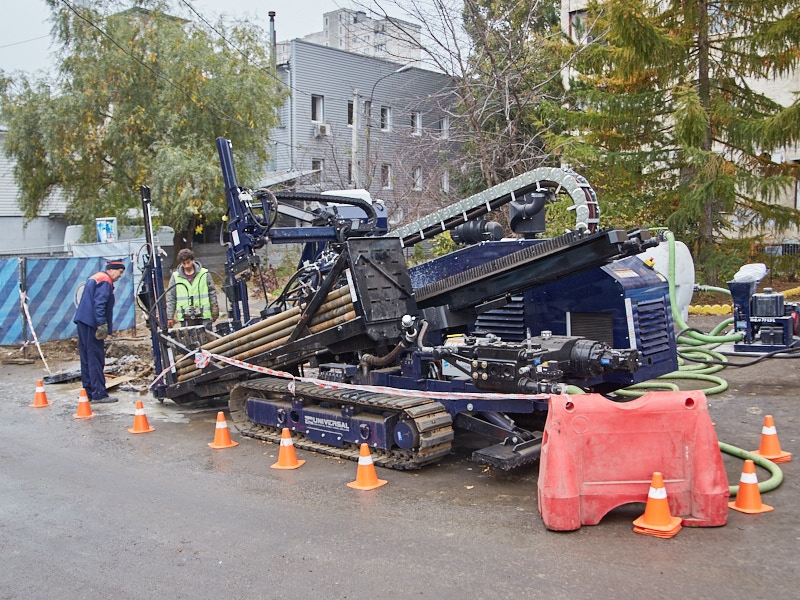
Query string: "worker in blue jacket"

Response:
xmin=73 ymin=259 xmax=126 ymax=403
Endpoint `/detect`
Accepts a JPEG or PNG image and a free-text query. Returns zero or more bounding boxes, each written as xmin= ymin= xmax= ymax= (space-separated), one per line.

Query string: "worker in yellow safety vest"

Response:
xmin=166 ymin=248 xmax=220 ymax=329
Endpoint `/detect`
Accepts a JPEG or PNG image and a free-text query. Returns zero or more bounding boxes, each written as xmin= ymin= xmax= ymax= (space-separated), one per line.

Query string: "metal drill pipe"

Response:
xmin=235 ymin=334 xmax=293 ymax=362
xmin=175 ymin=288 xmax=355 ymax=377
xmin=308 ymin=302 xmax=355 ymax=326
xmin=236 ymin=308 xmax=356 ymax=361
xmin=178 ymin=308 xmax=358 ymax=381
xmin=308 ymin=310 xmax=357 ymax=334
xmin=188 ymin=313 xmax=301 ymax=363
xmin=177 ymin=285 xmax=349 ymax=359
xmin=175 ymin=315 xmax=301 ymax=377
xmin=177 ymin=296 xmax=352 ymax=373
xmin=177 ymin=330 xmax=294 ymax=382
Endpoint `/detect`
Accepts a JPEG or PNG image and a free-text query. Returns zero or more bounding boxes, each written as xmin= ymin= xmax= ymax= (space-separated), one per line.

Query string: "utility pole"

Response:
xmin=352 ymin=89 xmax=359 ymax=189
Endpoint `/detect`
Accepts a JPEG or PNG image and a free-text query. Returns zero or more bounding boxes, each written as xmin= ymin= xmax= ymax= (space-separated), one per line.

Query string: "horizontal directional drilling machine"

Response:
xmin=139 ymin=137 xmax=679 ymax=470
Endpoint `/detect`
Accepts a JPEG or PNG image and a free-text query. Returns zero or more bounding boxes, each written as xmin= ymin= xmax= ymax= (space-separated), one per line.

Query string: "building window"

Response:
xmin=437 ymin=115 xmax=450 ymax=139
xmin=375 ymin=43 xmax=386 ymax=52
xmin=348 ymin=101 xmax=354 ymax=126
xmin=324 ymin=16 xmax=329 ymax=26
xmin=311 ymin=95 xmax=324 ymax=122
xmin=348 ymin=161 xmax=353 ymax=186
xmin=441 ymin=170 xmax=450 ymax=193
xmin=411 ymin=112 xmax=421 ymax=136
xmin=569 ymin=10 xmax=593 ymax=44
xmin=380 ymin=106 xmax=391 ymax=131
xmin=312 ymin=159 xmax=324 ymax=184
xmin=381 ymin=164 xmax=393 ymax=189
xmin=412 ymin=166 xmax=422 ymax=191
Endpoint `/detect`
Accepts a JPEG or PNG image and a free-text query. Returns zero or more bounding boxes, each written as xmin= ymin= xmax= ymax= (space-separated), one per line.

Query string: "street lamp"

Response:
xmin=364 ymin=63 xmax=414 ymax=189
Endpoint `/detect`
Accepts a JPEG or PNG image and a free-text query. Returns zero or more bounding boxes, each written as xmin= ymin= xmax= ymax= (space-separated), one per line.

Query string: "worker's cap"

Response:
xmin=105 ymin=259 xmax=126 ymax=271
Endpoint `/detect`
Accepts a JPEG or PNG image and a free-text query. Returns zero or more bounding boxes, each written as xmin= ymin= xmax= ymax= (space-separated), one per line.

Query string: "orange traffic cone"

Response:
xmin=632 ymin=472 xmax=682 ymax=538
xmin=208 ymin=411 xmax=238 ymax=449
xmin=751 ymin=415 xmax=791 ymax=464
xmin=729 ymin=459 xmax=774 ymax=514
xmin=30 ymin=379 xmax=51 ymax=408
xmin=128 ymin=400 xmax=155 ymax=434
xmin=271 ymin=428 xmax=304 ymax=469
xmin=347 ymin=443 xmax=388 ymax=490
xmin=73 ymin=388 xmax=95 ymax=419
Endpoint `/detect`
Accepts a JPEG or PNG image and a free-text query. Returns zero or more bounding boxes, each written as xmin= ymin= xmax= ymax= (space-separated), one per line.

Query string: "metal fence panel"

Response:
xmin=0 ymin=258 xmax=22 ymax=345
xmin=0 ymin=256 xmax=135 ymax=346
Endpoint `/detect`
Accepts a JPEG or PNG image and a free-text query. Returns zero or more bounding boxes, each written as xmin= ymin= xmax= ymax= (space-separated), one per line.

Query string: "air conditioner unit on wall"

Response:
xmin=314 ymin=123 xmax=331 ymax=137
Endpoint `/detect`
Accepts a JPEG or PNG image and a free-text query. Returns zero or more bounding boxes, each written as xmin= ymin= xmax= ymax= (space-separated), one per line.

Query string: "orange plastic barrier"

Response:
xmin=537 ymin=391 xmax=729 ymax=531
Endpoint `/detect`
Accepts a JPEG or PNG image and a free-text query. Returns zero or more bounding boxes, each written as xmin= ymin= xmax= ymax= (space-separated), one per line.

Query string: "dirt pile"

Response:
xmin=1 ymin=329 xmax=156 ymax=391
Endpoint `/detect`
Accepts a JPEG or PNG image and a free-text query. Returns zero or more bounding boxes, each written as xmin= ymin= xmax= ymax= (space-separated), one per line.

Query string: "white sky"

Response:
xmin=0 ymin=0 xmax=344 ymax=75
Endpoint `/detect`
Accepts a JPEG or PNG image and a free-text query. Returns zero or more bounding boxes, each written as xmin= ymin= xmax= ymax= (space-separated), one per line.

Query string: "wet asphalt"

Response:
xmin=1 ymin=336 xmax=798 ymax=600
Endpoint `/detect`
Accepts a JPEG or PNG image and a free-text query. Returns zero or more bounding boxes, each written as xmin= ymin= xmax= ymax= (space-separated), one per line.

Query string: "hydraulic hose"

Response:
xmin=719 ymin=441 xmax=783 ymax=496
xmin=665 ymin=230 xmax=742 ymax=346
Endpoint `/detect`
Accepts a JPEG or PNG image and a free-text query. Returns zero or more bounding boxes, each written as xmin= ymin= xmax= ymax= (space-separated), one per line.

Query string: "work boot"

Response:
xmin=92 ymin=396 xmax=118 ymax=403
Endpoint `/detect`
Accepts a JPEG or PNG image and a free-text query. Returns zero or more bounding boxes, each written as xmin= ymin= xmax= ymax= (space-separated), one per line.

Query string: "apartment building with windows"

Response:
xmin=301 ymin=9 xmax=422 ymax=62
xmin=270 ymin=40 xmax=456 ymax=227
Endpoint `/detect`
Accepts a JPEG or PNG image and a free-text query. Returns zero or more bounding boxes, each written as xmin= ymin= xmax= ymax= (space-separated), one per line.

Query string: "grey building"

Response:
xmin=301 ymin=8 xmax=422 ymax=63
xmin=0 ymin=126 xmax=69 ymax=256
xmin=270 ymin=40 xmax=457 ymax=227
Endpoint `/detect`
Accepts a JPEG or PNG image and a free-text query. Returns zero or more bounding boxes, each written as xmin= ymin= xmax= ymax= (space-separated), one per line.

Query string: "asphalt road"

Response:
xmin=1 ymin=343 xmax=798 ymax=600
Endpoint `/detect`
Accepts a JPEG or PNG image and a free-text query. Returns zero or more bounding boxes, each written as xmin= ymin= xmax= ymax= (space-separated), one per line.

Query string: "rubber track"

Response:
xmin=229 ymin=377 xmax=455 ymax=470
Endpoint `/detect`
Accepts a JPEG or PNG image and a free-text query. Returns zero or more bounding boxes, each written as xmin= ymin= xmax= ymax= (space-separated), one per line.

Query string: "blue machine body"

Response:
xmin=410 ymin=240 xmax=678 ymax=392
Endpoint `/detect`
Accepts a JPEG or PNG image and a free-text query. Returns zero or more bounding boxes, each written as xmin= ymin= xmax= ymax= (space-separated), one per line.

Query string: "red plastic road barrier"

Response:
xmin=537 ymin=391 xmax=729 ymax=531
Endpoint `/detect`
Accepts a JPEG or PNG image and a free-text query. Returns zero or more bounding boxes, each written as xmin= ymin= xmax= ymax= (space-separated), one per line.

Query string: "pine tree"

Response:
xmin=555 ymin=0 xmax=800 ymax=282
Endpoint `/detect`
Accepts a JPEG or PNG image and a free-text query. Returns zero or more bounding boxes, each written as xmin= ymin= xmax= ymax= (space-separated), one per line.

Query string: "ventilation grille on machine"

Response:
xmin=474 ymin=295 xmax=526 ymax=340
xmin=635 ymin=298 xmax=672 ymax=356
xmin=570 ymin=312 xmax=614 ymax=346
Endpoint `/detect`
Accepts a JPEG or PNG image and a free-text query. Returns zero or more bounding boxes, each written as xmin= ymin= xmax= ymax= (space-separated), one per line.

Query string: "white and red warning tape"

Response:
xmin=151 ymin=348 xmax=552 ymax=402
xmin=19 ymin=290 xmax=52 ymax=375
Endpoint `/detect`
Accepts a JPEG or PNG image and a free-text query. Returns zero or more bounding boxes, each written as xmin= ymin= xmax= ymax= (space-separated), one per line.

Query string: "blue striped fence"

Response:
xmin=0 ymin=256 xmax=135 ymax=346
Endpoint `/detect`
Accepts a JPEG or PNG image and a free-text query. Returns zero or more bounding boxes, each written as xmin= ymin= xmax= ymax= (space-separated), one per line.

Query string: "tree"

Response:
xmin=364 ymin=0 xmax=569 ymax=195
xmin=0 ymin=0 xmax=285 ymax=252
xmin=554 ymin=0 xmax=800 ymax=282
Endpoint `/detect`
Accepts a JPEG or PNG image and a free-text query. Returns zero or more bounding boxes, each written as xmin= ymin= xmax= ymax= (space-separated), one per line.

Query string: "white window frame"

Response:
xmin=381 ymin=163 xmax=393 ymax=189
xmin=437 ymin=115 xmax=449 ymax=139
xmin=380 ymin=106 xmax=392 ymax=131
xmin=412 ymin=166 xmax=422 ymax=191
xmin=311 ymin=159 xmax=324 ymax=184
xmin=411 ymin=112 xmax=421 ymax=136
xmin=311 ymin=95 xmax=325 ymax=123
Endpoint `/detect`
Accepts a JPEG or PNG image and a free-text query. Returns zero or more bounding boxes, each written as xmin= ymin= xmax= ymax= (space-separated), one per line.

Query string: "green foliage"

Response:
xmin=0 ymin=0 xmax=285 ymax=240
xmin=557 ymin=0 xmax=800 ymax=283
xmin=431 ymin=231 xmax=457 ymax=257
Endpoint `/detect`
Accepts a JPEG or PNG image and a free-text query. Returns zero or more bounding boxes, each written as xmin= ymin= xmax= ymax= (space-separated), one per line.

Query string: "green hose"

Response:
xmin=614 ymin=232 xmax=783 ymax=497
xmin=666 ymin=231 xmax=743 ymax=345
xmin=719 ymin=441 xmax=783 ymax=496
xmin=696 ymin=285 xmax=733 ymax=296
xmin=618 ymin=231 xmax=741 ymax=398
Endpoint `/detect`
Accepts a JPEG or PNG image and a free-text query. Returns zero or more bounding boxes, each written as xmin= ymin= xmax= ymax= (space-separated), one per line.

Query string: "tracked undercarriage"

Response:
xmin=229 ymin=377 xmax=455 ymax=469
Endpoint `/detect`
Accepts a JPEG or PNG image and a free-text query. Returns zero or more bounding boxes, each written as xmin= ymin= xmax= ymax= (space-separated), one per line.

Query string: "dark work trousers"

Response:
xmin=77 ymin=322 xmax=107 ymax=400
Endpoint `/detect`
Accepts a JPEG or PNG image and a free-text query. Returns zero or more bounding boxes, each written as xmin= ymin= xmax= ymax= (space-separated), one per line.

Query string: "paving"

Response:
xmin=1 ymin=319 xmax=798 ymax=600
